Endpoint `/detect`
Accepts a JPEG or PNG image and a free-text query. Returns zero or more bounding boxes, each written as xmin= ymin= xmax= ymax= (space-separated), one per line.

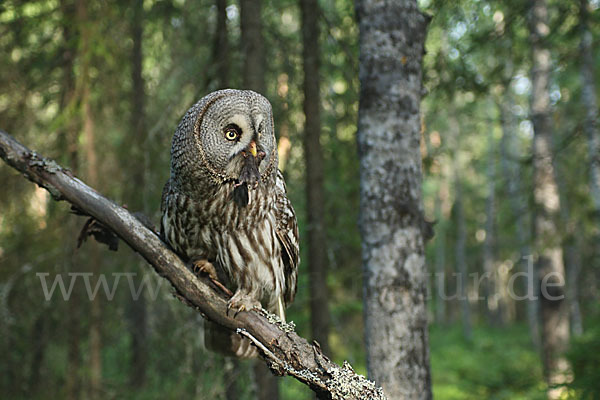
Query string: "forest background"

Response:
xmin=1 ymin=0 xmax=599 ymax=399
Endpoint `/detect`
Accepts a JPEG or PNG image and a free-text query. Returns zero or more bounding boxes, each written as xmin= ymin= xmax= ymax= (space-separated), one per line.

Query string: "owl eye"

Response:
xmin=224 ymin=125 xmax=241 ymax=141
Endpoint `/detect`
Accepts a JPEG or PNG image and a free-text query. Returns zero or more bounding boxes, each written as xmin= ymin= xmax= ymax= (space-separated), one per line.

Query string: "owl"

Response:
xmin=160 ymin=89 xmax=299 ymax=356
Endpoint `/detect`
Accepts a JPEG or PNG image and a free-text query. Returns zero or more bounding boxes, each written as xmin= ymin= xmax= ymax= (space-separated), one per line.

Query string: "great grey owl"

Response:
xmin=160 ymin=89 xmax=299 ymax=357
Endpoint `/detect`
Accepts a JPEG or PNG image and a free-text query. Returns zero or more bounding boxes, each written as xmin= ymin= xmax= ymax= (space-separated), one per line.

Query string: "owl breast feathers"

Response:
xmin=160 ymin=89 xmax=299 ymax=333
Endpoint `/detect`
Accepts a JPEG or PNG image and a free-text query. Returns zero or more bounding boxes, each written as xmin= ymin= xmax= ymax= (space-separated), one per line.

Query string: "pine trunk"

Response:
xmin=357 ymin=1 xmax=432 ymax=398
xmin=301 ymin=0 xmax=331 ymax=357
xmin=214 ymin=0 xmax=229 ymax=89
xmin=240 ymin=0 xmax=264 ymax=93
xmin=528 ymin=0 xmax=569 ymax=395
xmin=127 ymin=0 xmax=149 ymax=388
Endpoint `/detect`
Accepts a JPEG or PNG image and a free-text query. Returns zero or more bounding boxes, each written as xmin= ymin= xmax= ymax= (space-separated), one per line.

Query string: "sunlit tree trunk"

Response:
xmin=528 ymin=0 xmax=569 ymax=395
xmin=357 ymin=1 xmax=432 ymax=398
xmin=499 ymin=86 xmax=539 ymax=348
xmin=240 ymin=0 xmax=264 ymax=93
xmin=301 ymin=0 xmax=331 ymax=357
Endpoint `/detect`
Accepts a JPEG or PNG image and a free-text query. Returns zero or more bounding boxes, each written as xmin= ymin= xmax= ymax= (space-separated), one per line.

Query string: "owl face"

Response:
xmin=193 ymin=90 xmax=276 ymax=183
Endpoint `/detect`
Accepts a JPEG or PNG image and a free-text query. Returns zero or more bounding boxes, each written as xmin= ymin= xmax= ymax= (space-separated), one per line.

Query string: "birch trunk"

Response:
xmin=357 ymin=1 xmax=432 ymax=398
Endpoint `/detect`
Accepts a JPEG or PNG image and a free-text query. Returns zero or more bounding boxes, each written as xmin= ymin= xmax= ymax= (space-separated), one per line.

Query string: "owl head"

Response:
xmin=170 ymin=89 xmax=278 ymax=201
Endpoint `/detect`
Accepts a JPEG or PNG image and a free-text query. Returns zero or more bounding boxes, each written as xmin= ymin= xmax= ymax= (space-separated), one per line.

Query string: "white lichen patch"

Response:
xmin=325 ymin=361 xmax=387 ymax=400
xmin=256 ymin=307 xmax=296 ymax=332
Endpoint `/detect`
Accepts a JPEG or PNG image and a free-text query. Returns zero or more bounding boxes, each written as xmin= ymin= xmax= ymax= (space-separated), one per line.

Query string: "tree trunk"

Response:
xmin=580 ymin=0 xmax=600 ymax=216
xmin=579 ymin=1 xmax=600 ymax=325
xmin=448 ymin=114 xmax=472 ymax=340
xmin=453 ymin=154 xmax=472 ymax=341
xmin=483 ymin=126 xmax=499 ymax=325
xmin=357 ymin=1 xmax=432 ymax=398
xmin=301 ymin=0 xmax=331 ymax=358
xmin=499 ymin=86 xmax=539 ymax=349
xmin=434 ymin=194 xmax=446 ymax=325
xmin=76 ymin=0 xmax=103 ymax=396
xmin=127 ymin=0 xmax=149 ymax=388
xmin=253 ymin=361 xmax=280 ymax=400
xmin=553 ymin=130 xmax=584 ymax=337
xmin=59 ymin=3 xmax=81 ymax=399
xmin=27 ymin=311 xmax=47 ymax=395
xmin=528 ymin=0 xmax=569 ymax=395
xmin=213 ymin=0 xmax=229 ymax=89
xmin=240 ymin=0 xmax=264 ymax=93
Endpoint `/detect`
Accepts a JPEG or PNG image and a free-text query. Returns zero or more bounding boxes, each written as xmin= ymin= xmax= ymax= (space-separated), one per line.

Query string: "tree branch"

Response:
xmin=0 ymin=129 xmax=387 ymax=400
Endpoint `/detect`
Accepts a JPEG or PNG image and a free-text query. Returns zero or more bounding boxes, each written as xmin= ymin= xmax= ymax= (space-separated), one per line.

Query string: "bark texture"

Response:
xmin=528 ymin=0 xmax=569 ymax=395
xmin=356 ymin=1 xmax=432 ymax=398
xmin=0 ymin=129 xmax=388 ymax=400
xmin=301 ymin=0 xmax=331 ymax=357
xmin=240 ymin=0 xmax=265 ymax=93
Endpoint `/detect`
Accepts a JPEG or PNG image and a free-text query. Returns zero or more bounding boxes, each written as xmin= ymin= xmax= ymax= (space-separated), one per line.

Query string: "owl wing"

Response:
xmin=274 ymin=169 xmax=299 ymax=306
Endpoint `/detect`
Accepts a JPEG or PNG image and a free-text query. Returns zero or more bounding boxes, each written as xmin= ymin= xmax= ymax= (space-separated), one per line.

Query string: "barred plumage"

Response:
xmin=160 ymin=90 xmax=299 ymax=356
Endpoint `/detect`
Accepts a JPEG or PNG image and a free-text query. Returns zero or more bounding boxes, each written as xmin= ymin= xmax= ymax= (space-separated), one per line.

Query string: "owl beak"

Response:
xmin=248 ymin=140 xmax=257 ymax=157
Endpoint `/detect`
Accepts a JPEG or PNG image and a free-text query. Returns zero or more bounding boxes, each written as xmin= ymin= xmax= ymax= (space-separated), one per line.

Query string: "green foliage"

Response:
xmin=430 ymin=324 xmax=547 ymax=400
xmin=566 ymin=312 xmax=600 ymax=399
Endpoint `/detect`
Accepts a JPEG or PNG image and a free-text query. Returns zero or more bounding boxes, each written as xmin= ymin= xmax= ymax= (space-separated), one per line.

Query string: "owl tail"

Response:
xmin=204 ymin=321 xmax=258 ymax=359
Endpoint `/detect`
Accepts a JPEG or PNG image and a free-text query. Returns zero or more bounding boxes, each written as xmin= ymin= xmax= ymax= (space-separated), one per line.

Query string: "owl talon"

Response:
xmin=227 ymin=291 xmax=260 ymax=317
xmin=191 ymin=260 xmax=233 ymax=297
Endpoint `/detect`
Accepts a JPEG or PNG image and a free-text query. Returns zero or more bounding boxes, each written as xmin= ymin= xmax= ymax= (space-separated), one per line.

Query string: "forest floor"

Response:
xmin=282 ymin=323 xmax=548 ymax=399
xmin=430 ymin=324 xmax=547 ymax=400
